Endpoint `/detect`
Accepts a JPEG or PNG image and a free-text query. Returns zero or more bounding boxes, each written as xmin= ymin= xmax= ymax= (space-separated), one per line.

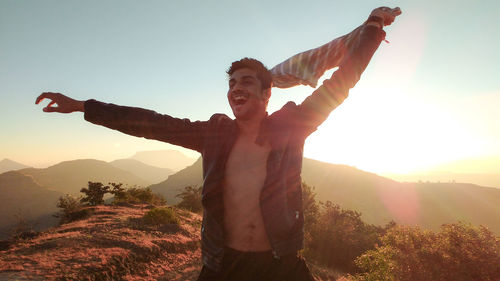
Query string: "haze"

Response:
xmin=1 ymin=0 xmax=498 ymax=176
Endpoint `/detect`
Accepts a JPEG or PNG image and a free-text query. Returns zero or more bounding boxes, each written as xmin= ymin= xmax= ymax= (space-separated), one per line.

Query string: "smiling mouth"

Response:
xmin=232 ymin=92 xmax=249 ymax=106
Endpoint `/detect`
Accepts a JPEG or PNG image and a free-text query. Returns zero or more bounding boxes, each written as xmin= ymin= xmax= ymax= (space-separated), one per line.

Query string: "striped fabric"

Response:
xmin=270 ymin=25 xmax=365 ymax=89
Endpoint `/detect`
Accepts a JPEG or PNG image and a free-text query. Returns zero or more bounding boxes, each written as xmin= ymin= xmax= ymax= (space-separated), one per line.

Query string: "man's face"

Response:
xmin=227 ymin=68 xmax=270 ymax=121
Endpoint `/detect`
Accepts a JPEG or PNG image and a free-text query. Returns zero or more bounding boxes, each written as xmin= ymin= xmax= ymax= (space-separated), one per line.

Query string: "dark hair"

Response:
xmin=227 ymin=58 xmax=272 ymax=90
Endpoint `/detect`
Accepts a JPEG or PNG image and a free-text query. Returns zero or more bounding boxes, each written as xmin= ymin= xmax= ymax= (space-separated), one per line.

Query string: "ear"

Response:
xmin=261 ymin=88 xmax=271 ymax=102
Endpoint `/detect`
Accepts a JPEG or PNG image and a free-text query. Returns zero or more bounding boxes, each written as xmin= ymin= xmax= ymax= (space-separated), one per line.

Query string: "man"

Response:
xmin=36 ymin=7 xmax=401 ymax=281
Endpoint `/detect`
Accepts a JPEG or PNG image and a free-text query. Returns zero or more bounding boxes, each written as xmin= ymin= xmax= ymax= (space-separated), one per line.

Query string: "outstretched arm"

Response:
xmin=35 ymin=93 xmax=208 ymax=152
xmin=271 ymin=7 xmax=401 ymax=89
xmin=288 ymin=7 xmax=401 ymax=133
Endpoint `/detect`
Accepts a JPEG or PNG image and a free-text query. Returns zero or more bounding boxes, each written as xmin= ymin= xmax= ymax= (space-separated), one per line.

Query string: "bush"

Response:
xmin=176 ymin=186 xmax=202 ymax=213
xmin=80 ymin=181 xmax=110 ymax=206
xmin=113 ymin=186 xmax=166 ymax=205
xmin=354 ymin=222 xmax=500 ymax=281
xmin=55 ymin=194 xmax=91 ymax=224
xmin=304 ymin=198 xmax=389 ymax=273
xmin=143 ymin=207 xmax=180 ymax=226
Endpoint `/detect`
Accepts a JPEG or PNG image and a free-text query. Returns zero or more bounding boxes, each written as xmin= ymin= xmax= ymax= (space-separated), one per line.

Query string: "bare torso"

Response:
xmin=223 ymin=132 xmax=272 ymax=252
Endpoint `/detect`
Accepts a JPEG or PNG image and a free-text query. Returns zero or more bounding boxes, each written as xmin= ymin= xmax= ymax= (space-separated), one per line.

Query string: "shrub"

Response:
xmin=80 ymin=181 xmax=110 ymax=206
xmin=354 ymin=222 xmax=500 ymax=281
xmin=304 ymin=200 xmax=388 ymax=273
xmin=143 ymin=207 xmax=180 ymax=226
xmin=176 ymin=186 xmax=202 ymax=213
xmin=113 ymin=186 xmax=166 ymax=206
xmin=55 ymin=194 xmax=91 ymax=224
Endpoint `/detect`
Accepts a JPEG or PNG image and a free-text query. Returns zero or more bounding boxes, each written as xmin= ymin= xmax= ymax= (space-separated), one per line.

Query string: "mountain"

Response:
xmin=0 ymin=171 xmax=62 ymax=239
xmin=149 ymin=157 xmax=203 ymax=204
xmin=130 ymin=150 xmax=197 ymax=172
xmin=301 ymin=159 xmax=500 ymax=232
xmin=109 ymin=159 xmax=174 ymax=184
xmin=0 ymin=159 xmax=30 ymax=174
xmin=149 ymin=157 xmax=500 ymax=234
xmin=18 ymin=159 xmax=151 ymax=195
xmin=383 ymin=171 xmax=500 ymax=189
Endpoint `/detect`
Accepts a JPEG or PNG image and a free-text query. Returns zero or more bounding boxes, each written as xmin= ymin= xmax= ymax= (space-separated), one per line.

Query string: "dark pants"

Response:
xmin=197 ymin=247 xmax=316 ymax=281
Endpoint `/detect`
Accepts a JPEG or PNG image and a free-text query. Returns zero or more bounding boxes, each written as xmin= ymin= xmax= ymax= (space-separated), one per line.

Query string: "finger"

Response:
xmin=393 ymin=7 xmax=402 ymax=16
xmin=47 ymin=101 xmax=57 ymax=107
xmin=36 ymin=92 xmax=57 ymax=104
xmin=35 ymin=93 xmax=48 ymax=104
xmin=43 ymin=106 xmax=58 ymax=112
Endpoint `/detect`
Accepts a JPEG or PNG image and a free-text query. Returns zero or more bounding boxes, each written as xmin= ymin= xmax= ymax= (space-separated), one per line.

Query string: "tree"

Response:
xmin=55 ymin=194 xmax=90 ymax=224
xmin=305 ymin=200 xmax=388 ymax=273
xmin=176 ymin=186 xmax=202 ymax=213
xmin=80 ymin=181 xmax=110 ymax=206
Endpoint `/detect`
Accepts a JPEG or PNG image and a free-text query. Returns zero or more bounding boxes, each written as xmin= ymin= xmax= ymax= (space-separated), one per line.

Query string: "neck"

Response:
xmin=236 ymin=112 xmax=266 ymax=136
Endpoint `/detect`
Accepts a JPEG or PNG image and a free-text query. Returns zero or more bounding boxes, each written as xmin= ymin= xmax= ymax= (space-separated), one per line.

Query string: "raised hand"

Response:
xmin=35 ymin=92 xmax=84 ymax=113
xmin=370 ymin=7 xmax=402 ymax=27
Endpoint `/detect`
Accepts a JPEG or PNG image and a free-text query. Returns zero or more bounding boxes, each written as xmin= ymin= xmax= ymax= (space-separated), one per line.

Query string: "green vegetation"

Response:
xmin=112 ymin=185 xmax=166 ymax=205
xmin=80 ymin=181 xmax=110 ymax=206
xmin=176 ymin=186 xmax=202 ymax=213
xmin=55 ymin=194 xmax=91 ymax=224
xmin=56 ymin=182 xmax=167 ymax=225
xmin=353 ymin=223 xmax=500 ymax=281
xmin=79 ymin=181 xmax=165 ymax=206
xmin=142 ymin=207 xmax=180 ymax=226
xmin=302 ymin=182 xmax=500 ymax=280
xmin=302 ymin=183 xmax=392 ymax=273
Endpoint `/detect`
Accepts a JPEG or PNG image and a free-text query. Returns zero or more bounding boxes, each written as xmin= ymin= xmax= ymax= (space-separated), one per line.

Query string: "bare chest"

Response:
xmin=224 ymin=136 xmax=271 ymax=198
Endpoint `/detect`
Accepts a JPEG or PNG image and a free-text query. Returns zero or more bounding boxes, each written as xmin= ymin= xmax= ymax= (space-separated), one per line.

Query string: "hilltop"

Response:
xmin=0 ymin=204 xmax=203 ymax=280
xmin=129 ymin=150 xmax=197 ymax=172
xmin=0 ymin=159 xmax=30 ymax=174
xmin=0 ymin=204 xmax=337 ymax=281
xmin=18 ymin=159 xmax=151 ymax=195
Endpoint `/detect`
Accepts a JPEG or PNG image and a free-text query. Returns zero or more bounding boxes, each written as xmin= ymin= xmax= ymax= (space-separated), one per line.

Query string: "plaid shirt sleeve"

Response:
xmin=272 ymin=25 xmax=386 ymax=135
xmin=271 ymin=25 xmax=368 ymax=89
xmin=84 ymin=99 xmax=208 ymax=152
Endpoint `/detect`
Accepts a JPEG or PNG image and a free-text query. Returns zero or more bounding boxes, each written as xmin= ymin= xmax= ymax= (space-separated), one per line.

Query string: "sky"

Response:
xmin=1 ymin=0 xmax=499 ymax=174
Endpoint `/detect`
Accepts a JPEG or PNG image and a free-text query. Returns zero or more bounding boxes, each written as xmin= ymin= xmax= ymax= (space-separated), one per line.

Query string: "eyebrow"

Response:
xmin=229 ymin=75 xmax=257 ymax=83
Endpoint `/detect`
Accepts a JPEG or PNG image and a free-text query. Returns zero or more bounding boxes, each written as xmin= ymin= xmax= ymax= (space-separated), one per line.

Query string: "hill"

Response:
xmin=0 ymin=205 xmax=203 ymax=280
xmin=150 ymin=157 xmax=500 ymax=234
xmin=0 ymin=205 xmax=336 ymax=280
xmin=18 ymin=159 xmax=151 ymax=195
xmin=0 ymin=171 xmax=62 ymax=239
xmin=150 ymin=158 xmax=203 ymax=205
xmin=109 ymin=158 xmax=174 ymax=184
xmin=130 ymin=150 xmax=197 ymax=172
xmin=0 ymin=159 xmax=30 ymax=174
xmin=383 ymin=171 xmax=500 ymax=190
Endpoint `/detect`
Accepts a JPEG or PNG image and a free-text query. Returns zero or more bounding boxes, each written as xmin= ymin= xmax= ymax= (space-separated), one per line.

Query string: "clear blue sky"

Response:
xmin=1 ymin=0 xmax=499 ymax=173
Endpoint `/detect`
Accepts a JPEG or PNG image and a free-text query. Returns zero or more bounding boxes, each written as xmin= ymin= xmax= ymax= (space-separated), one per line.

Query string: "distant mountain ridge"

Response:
xmin=18 ymin=159 xmax=151 ymax=195
xmin=0 ymin=159 xmax=30 ymax=174
xmin=150 ymin=158 xmax=203 ymax=205
xmin=130 ymin=150 xmax=196 ymax=172
xmin=0 ymin=171 xmax=61 ymax=239
xmin=109 ymin=159 xmax=174 ymax=184
xmin=150 ymin=157 xmax=500 ymax=234
xmin=383 ymin=171 xmax=500 ymax=190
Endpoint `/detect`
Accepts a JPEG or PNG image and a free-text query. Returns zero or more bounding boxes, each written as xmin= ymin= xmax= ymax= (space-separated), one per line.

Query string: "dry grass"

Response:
xmin=0 ymin=203 xmax=353 ymax=280
xmin=0 ymin=204 xmax=202 ymax=281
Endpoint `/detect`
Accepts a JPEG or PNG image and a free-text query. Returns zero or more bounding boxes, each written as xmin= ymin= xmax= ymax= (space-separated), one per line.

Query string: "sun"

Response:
xmin=303 ymin=87 xmax=485 ymax=174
